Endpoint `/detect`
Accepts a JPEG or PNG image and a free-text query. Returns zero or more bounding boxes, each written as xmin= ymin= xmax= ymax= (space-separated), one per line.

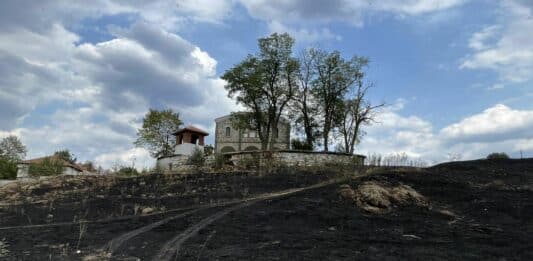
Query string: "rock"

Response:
xmin=141 ymin=207 xmax=154 ymax=215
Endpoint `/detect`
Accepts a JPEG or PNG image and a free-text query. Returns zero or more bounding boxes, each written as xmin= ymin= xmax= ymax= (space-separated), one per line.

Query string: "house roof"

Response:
xmin=173 ymin=125 xmax=209 ymax=136
xmin=22 ymin=156 xmax=84 ymax=172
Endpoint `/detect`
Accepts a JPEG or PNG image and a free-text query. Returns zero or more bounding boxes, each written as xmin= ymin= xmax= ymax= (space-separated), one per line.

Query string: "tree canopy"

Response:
xmin=134 ymin=109 xmax=183 ymax=158
xmin=222 ymin=33 xmax=299 ymax=150
xmin=0 ymin=135 xmax=27 ymax=162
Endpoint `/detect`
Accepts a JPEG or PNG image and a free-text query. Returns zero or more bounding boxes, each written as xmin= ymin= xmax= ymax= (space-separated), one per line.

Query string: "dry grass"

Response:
xmin=0 ymin=238 xmax=10 ymax=258
xmin=338 ymin=181 xmax=427 ymax=214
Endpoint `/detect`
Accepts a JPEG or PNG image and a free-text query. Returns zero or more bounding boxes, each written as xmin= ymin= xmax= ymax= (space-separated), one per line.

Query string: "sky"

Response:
xmin=0 ymin=0 xmax=532 ymax=169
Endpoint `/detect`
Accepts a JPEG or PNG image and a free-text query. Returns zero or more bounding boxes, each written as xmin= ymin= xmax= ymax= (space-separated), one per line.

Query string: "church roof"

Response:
xmin=173 ymin=125 xmax=209 ymax=136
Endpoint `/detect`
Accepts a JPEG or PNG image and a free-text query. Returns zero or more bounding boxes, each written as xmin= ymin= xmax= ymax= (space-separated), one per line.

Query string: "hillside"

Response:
xmin=0 ymin=160 xmax=532 ymax=260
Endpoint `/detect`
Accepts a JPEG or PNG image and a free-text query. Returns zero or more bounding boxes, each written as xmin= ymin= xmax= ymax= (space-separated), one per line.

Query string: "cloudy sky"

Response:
xmin=0 ymin=0 xmax=532 ymax=168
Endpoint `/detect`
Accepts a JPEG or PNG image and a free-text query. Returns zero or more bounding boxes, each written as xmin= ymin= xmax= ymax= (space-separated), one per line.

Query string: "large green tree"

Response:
xmin=0 ymin=135 xmax=27 ymax=161
xmin=134 ymin=109 xmax=183 ymax=158
xmin=290 ymin=48 xmax=321 ymax=150
xmin=311 ymin=49 xmax=369 ymax=151
xmin=222 ymin=33 xmax=299 ymax=150
xmin=0 ymin=136 xmax=26 ymax=180
xmin=54 ymin=149 xmax=77 ymax=164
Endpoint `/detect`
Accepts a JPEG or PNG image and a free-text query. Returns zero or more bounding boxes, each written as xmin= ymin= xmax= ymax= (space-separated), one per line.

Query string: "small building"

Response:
xmin=214 ymin=114 xmax=290 ymax=153
xmin=173 ymin=125 xmax=209 ymax=156
xmin=156 ymin=125 xmax=209 ymax=172
xmin=16 ymin=156 xmax=84 ymax=179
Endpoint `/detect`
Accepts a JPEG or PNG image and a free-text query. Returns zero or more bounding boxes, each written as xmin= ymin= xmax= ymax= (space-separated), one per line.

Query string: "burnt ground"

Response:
xmin=1 ymin=159 xmax=532 ymax=260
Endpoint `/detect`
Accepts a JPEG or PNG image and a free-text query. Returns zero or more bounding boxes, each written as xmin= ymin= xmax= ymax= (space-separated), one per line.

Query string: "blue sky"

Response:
xmin=0 ymin=0 xmax=532 ymax=168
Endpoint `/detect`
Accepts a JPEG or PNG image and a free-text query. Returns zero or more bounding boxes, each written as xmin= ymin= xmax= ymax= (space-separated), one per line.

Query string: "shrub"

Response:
xmin=187 ymin=147 xmax=205 ymax=167
xmin=116 ymin=166 xmax=139 ymax=177
xmin=487 ymin=152 xmax=510 ymax=160
xmin=0 ymin=157 xmax=17 ymax=180
xmin=291 ymin=139 xmax=313 ymax=151
xmin=28 ymin=158 xmax=63 ymax=177
xmin=213 ymin=153 xmax=227 ymax=170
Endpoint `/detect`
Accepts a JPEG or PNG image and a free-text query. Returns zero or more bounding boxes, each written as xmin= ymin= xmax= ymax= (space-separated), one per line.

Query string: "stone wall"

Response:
xmin=228 ymin=150 xmax=365 ymax=168
xmin=156 ymin=154 xmax=216 ymax=172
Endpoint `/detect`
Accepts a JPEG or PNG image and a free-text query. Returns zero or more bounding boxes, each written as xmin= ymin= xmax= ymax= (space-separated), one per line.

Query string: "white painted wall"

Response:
xmin=175 ymin=143 xmax=204 ymax=156
xmin=16 ymin=164 xmax=82 ymax=178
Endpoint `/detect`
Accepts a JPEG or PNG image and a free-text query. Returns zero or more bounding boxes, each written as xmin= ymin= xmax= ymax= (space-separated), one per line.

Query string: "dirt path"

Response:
xmin=151 ymin=178 xmax=345 ymax=261
xmin=152 ymin=200 xmax=257 ymax=261
xmin=104 ymin=178 xmax=346 ymax=260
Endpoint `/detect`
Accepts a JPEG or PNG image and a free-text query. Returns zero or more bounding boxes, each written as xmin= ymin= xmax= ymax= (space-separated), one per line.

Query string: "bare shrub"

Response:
xmin=0 ymin=238 xmax=9 ymax=258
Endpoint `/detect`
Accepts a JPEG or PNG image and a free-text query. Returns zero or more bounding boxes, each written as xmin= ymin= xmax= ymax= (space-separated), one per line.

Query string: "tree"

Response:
xmin=54 ymin=149 xmax=77 ymax=164
xmin=0 ymin=135 xmax=27 ymax=162
xmin=339 ymin=83 xmax=384 ymax=154
xmin=134 ymin=109 xmax=183 ymax=158
xmin=487 ymin=152 xmax=510 ymax=160
xmin=312 ymin=49 xmax=369 ymax=151
xmin=222 ymin=33 xmax=299 ymax=150
xmin=290 ymin=48 xmax=321 ymax=149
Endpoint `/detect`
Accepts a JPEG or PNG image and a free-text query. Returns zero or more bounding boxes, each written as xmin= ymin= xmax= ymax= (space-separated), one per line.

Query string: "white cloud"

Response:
xmin=0 ymin=1 xmax=239 ymax=170
xmin=440 ymin=104 xmax=533 ymax=143
xmin=461 ymin=0 xmax=533 ymax=83
xmin=358 ymin=102 xmax=533 ymax=163
xmin=239 ymin=0 xmax=468 ymax=41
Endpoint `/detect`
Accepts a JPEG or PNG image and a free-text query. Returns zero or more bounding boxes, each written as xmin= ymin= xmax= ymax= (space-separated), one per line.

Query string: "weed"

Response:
xmin=76 ymin=220 xmax=88 ymax=251
xmin=0 ymin=238 xmax=10 ymax=258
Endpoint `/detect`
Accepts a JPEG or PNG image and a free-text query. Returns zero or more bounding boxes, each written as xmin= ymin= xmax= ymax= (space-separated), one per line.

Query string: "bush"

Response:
xmin=291 ymin=139 xmax=313 ymax=151
xmin=213 ymin=153 xmax=227 ymax=170
xmin=0 ymin=157 xmax=17 ymax=180
xmin=28 ymin=158 xmax=63 ymax=177
xmin=116 ymin=166 xmax=139 ymax=177
xmin=187 ymin=147 xmax=205 ymax=168
xmin=487 ymin=152 xmax=510 ymax=160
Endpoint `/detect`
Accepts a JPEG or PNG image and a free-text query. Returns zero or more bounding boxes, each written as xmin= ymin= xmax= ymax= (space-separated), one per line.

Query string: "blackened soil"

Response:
xmin=1 ymin=159 xmax=532 ymax=260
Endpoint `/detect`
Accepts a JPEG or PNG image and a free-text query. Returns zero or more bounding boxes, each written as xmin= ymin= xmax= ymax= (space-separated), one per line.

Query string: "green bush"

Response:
xmin=187 ymin=147 xmax=205 ymax=167
xmin=487 ymin=152 xmax=510 ymax=160
xmin=0 ymin=157 xmax=17 ymax=180
xmin=291 ymin=139 xmax=313 ymax=151
xmin=213 ymin=153 xmax=227 ymax=170
xmin=116 ymin=166 xmax=139 ymax=177
xmin=28 ymin=158 xmax=63 ymax=177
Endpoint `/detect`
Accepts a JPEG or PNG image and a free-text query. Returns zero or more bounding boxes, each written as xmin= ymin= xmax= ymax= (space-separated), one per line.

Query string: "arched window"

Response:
xmin=225 ymin=127 xmax=231 ymax=137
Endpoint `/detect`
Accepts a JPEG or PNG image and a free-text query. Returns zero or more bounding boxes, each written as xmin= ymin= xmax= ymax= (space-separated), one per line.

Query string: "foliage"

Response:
xmin=338 ymin=83 xmax=384 ymax=154
xmin=0 ymin=135 xmax=27 ymax=162
xmin=213 ymin=153 xmax=227 ymax=170
xmin=311 ymin=49 xmax=370 ymax=151
xmin=291 ymin=49 xmax=321 ymax=148
xmin=222 ymin=33 xmax=299 ymax=150
xmin=80 ymin=161 xmax=96 ymax=172
xmin=54 ymin=149 xmax=77 ymax=164
xmin=28 ymin=158 xmax=64 ymax=177
xmin=0 ymin=157 xmax=18 ymax=180
xmin=115 ymin=166 xmax=139 ymax=177
xmin=487 ymin=152 xmax=510 ymax=160
xmin=366 ymin=152 xmax=427 ymax=167
xmin=0 ymin=238 xmax=9 ymax=258
xmin=291 ymin=138 xmax=313 ymax=151
xmin=187 ymin=147 xmax=206 ymax=167
xmin=135 ymin=108 xmax=183 ymax=158
xmin=204 ymin=144 xmax=214 ymax=156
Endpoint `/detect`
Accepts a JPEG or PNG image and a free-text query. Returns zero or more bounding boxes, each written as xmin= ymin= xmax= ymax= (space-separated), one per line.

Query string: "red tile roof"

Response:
xmin=173 ymin=125 xmax=209 ymax=136
xmin=22 ymin=156 xmax=84 ymax=172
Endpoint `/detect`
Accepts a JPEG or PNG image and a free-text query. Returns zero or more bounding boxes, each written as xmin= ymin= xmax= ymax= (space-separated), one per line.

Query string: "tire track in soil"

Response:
xmin=152 ymin=178 xmax=345 ymax=261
